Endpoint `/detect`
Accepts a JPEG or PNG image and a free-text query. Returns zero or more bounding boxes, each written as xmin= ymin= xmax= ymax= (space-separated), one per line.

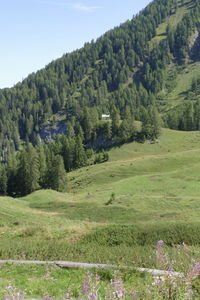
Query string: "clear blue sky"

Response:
xmin=0 ymin=0 xmax=151 ymax=88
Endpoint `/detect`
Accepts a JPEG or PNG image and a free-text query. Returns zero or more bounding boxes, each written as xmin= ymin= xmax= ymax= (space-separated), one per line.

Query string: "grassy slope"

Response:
xmin=165 ymin=62 xmax=200 ymax=101
xmin=1 ymin=128 xmax=200 ymax=296
xmin=1 ymin=128 xmax=200 ymax=230
xmin=0 ymin=128 xmax=200 ymax=241
xmin=66 ymin=129 xmax=200 ymax=223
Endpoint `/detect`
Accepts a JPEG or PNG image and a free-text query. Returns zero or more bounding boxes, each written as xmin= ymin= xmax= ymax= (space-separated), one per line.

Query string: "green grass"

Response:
xmin=0 ymin=265 xmax=99 ymax=299
xmin=1 ymin=128 xmax=200 ymax=297
xmin=0 ymin=264 xmax=155 ymax=299
xmin=165 ymin=62 xmax=200 ymax=101
xmin=1 ymin=129 xmax=200 ymax=238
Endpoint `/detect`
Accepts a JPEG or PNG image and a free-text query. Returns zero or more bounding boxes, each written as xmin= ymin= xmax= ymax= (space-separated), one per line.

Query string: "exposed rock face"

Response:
xmin=39 ymin=120 xmax=67 ymax=141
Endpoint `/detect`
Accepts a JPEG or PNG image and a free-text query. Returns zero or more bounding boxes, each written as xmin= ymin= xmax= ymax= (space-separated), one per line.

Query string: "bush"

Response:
xmin=83 ymin=223 xmax=200 ymax=246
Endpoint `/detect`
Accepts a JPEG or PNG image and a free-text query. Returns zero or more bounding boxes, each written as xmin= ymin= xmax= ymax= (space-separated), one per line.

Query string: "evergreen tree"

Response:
xmin=0 ymin=165 xmax=7 ymax=195
xmin=37 ymin=144 xmax=47 ymax=186
xmin=74 ymin=135 xmax=87 ymax=168
xmin=142 ymin=106 xmax=161 ymax=140
xmin=61 ymin=136 xmax=75 ymax=172
xmin=45 ymin=154 xmax=67 ymax=192
xmin=16 ymin=144 xmax=40 ymax=196
xmin=111 ymin=106 xmax=120 ymax=137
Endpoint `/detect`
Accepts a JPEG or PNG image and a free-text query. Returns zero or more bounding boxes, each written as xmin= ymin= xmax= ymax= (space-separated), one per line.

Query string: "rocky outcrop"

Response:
xmin=39 ymin=120 xmax=67 ymax=142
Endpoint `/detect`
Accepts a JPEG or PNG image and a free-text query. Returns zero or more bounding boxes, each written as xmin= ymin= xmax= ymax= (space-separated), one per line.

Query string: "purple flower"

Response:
xmin=157 ymin=240 xmax=164 ymax=247
xmin=81 ymin=280 xmax=90 ymax=295
xmin=116 ymin=290 xmax=124 ymax=298
xmin=111 ymin=279 xmax=126 ymax=298
xmin=194 ymin=262 xmax=200 ymax=270
xmin=187 ymin=289 xmax=194 ymax=294
xmin=89 ymin=292 xmax=97 ymax=299
xmin=154 ymin=278 xmax=161 ymax=285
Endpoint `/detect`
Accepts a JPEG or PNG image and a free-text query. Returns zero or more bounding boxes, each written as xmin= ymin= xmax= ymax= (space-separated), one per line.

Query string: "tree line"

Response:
xmin=0 ymin=105 xmax=161 ymax=196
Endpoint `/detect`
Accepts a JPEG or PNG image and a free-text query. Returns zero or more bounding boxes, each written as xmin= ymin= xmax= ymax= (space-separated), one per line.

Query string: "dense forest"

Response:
xmin=1 ymin=0 xmax=200 ymax=195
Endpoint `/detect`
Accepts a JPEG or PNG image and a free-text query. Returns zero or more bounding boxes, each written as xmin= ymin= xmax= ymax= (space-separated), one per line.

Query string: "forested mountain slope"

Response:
xmin=0 ymin=0 xmax=199 ymax=156
xmin=1 ymin=0 xmax=200 ymax=196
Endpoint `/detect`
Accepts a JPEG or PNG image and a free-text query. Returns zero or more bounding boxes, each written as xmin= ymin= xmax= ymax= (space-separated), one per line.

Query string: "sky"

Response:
xmin=0 ymin=0 xmax=151 ymax=88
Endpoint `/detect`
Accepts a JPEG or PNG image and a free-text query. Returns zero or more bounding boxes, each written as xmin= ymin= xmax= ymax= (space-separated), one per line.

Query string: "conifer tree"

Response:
xmin=45 ymin=153 xmax=67 ymax=192
xmin=142 ymin=106 xmax=161 ymax=140
xmin=111 ymin=106 xmax=120 ymax=137
xmin=0 ymin=165 xmax=7 ymax=195
xmin=74 ymin=135 xmax=87 ymax=168
xmin=17 ymin=144 xmax=40 ymax=196
xmin=37 ymin=144 xmax=47 ymax=186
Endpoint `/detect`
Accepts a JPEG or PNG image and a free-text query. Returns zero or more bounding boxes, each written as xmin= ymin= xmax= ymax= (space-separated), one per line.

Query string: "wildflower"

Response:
xmin=111 ymin=279 xmax=126 ymax=298
xmin=152 ymin=277 xmax=162 ymax=286
xmin=88 ymin=292 xmax=97 ymax=299
xmin=157 ymin=240 xmax=164 ymax=247
xmin=187 ymin=289 xmax=194 ymax=294
xmin=5 ymin=286 xmax=26 ymax=300
xmin=81 ymin=280 xmax=90 ymax=295
xmin=186 ymin=261 xmax=200 ymax=281
xmin=194 ymin=262 xmax=200 ymax=270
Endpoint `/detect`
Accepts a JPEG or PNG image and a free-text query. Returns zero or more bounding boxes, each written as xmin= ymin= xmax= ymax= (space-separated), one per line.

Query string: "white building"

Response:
xmin=102 ymin=114 xmax=110 ymax=120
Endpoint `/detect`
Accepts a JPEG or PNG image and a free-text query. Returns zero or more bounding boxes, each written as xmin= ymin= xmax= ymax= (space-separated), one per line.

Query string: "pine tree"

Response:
xmin=142 ymin=106 xmax=161 ymax=140
xmin=45 ymin=154 xmax=67 ymax=192
xmin=111 ymin=106 xmax=120 ymax=137
xmin=119 ymin=120 xmax=131 ymax=142
xmin=37 ymin=144 xmax=47 ymax=186
xmin=17 ymin=144 xmax=40 ymax=196
xmin=61 ymin=137 xmax=75 ymax=172
xmin=0 ymin=165 xmax=7 ymax=195
xmin=74 ymin=135 xmax=87 ymax=168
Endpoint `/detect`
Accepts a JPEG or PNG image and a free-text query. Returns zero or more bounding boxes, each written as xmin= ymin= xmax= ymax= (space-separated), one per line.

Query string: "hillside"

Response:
xmin=0 ymin=0 xmax=200 ymax=158
xmin=1 ymin=128 xmax=200 ymax=250
xmin=1 ymin=128 xmax=200 ymax=296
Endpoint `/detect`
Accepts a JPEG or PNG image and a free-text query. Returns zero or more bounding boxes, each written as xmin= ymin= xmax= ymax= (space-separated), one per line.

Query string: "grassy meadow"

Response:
xmin=0 ymin=128 xmax=200 ymax=297
xmin=165 ymin=62 xmax=200 ymax=101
